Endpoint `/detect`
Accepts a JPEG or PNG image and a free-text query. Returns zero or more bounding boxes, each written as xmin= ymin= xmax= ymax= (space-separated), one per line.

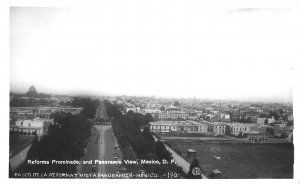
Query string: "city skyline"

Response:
xmin=10 ymin=7 xmax=296 ymax=103
xmin=10 ymin=84 xmax=293 ymax=104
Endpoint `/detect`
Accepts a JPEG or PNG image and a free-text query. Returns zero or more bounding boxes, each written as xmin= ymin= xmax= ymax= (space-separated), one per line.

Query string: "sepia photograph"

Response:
xmin=5 ymin=0 xmax=299 ymax=182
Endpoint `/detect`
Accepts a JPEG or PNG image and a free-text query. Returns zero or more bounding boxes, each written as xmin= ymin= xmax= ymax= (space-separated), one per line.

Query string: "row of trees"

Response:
xmin=104 ymin=101 xmax=183 ymax=178
xmin=72 ymin=97 xmax=99 ymax=119
xmin=103 ymin=100 xmax=122 ymax=119
xmin=14 ymin=112 xmax=92 ymax=176
xmin=13 ymin=97 xmax=98 ymax=177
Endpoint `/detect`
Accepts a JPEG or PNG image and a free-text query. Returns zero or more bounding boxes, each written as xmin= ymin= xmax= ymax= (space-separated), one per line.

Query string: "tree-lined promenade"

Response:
xmin=11 ymin=97 xmax=197 ymax=178
xmin=104 ymin=100 xmax=183 ymax=178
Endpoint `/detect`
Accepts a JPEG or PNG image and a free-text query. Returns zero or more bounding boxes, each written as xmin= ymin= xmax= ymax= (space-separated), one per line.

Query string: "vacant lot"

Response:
xmin=167 ymin=140 xmax=293 ymax=178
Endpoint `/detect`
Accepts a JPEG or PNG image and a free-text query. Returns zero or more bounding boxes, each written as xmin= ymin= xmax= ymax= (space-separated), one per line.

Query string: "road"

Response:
xmin=78 ymin=125 xmax=118 ymax=178
xmin=153 ymin=135 xmax=207 ymax=178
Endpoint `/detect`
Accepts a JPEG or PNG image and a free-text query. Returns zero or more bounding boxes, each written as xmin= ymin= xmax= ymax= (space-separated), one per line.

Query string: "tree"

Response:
xmin=16 ymin=112 xmax=92 ymax=176
xmin=266 ymin=127 xmax=274 ymax=136
xmin=142 ymin=126 xmax=153 ymax=140
xmin=108 ymin=102 xmax=182 ymax=178
xmin=187 ymin=159 xmax=203 ymax=179
xmin=155 ymin=141 xmax=172 ymax=161
xmin=225 ymin=126 xmax=231 ymax=135
xmin=268 ymin=112 xmax=279 ymax=121
xmin=71 ymin=97 xmax=99 ymax=119
xmin=145 ymin=113 xmax=154 ymax=123
xmin=259 ymin=114 xmax=268 ymax=118
xmin=104 ymin=100 xmax=122 ymax=119
xmin=160 ymin=106 xmax=165 ymax=111
xmin=27 ymin=134 xmax=40 ymax=159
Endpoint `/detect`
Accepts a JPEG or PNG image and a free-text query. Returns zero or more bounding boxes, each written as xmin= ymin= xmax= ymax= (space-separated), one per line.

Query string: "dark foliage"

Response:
xmin=72 ymin=97 xmax=99 ymax=119
xmin=105 ymin=101 xmax=182 ymax=178
xmin=266 ymin=127 xmax=274 ymax=136
xmin=104 ymin=100 xmax=122 ymax=119
xmin=268 ymin=111 xmax=279 ymax=121
xmin=14 ymin=112 xmax=91 ymax=176
xmin=145 ymin=113 xmax=154 ymax=123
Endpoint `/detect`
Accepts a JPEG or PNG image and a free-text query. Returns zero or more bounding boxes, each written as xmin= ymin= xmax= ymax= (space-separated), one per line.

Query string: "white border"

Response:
xmin=2 ymin=1 xmax=300 ymax=184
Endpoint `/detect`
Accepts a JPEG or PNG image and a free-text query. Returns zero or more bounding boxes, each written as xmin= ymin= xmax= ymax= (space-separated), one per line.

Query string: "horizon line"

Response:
xmin=10 ymin=89 xmax=293 ymax=104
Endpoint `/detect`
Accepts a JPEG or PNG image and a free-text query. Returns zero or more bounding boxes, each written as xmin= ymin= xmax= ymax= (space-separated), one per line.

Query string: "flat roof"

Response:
xmin=206 ymin=122 xmax=226 ymax=125
xmin=149 ymin=121 xmax=175 ymax=126
xmin=149 ymin=120 xmax=200 ymax=126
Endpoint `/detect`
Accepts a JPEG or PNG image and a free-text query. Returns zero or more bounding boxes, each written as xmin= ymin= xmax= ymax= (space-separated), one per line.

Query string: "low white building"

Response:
xmin=158 ymin=112 xmax=188 ymax=120
xmin=126 ymin=107 xmax=141 ymax=113
xmin=228 ymin=123 xmax=247 ymax=135
xmin=193 ymin=120 xmax=208 ymax=133
xmin=220 ymin=113 xmax=230 ymax=119
xmin=267 ymin=118 xmax=276 ymax=125
xmin=149 ymin=120 xmax=208 ymax=134
xmin=149 ymin=121 xmax=174 ymax=133
xmin=257 ymin=118 xmax=267 ymax=125
xmin=10 ymin=118 xmax=53 ymax=136
xmin=207 ymin=122 xmax=226 ymax=135
xmin=225 ymin=123 xmax=258 ymax=136
xmin=144 ymin=109 xmax=161 ymax=114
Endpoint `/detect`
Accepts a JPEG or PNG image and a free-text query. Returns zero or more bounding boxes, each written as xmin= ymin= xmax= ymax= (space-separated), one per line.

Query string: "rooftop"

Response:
xmin=187 ymin=149 xmax=196 ymax=152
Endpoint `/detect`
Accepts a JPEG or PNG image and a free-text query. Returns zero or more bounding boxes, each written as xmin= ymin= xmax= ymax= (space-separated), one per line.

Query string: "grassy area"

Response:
xmin=167 ymin=140 xmax=293 ymax=178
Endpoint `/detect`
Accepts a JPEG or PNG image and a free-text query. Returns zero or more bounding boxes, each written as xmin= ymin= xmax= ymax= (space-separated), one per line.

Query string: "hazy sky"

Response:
xmin=10 ymin=6 xmax=297 ymax=102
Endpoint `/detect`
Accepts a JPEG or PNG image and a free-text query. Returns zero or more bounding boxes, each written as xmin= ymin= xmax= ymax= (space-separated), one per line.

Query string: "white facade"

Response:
xmin=149 ymin=121 xmax=173 ymax=133
xmin=158 ymin=112 xmax=188 ymax=120
xmin=267 ymin=118 xmax=276 ymax=125
xmin=11 ymin=118 xmax=53 ymax=136
xmin=226 ymin=123 xmax=258 ymax=136
xmin=207 ymin=122 xmax=226 ymax=135
xmin=257 ymin=118 xmax=267 ymax=125
xmin=195 ymin=121 xmax=208 ymax=133
xmin=15 ymin=119 xmax=43 ymax=127
xmin=220 ymin=113 xmax=230 ymax=119
xmin=229 ymin=123 xmax=247 ymax=135
xmin=149 ymin=120 xmax=207 ymax=134
xmin=126 ymin=107 xmax=141 ymax=113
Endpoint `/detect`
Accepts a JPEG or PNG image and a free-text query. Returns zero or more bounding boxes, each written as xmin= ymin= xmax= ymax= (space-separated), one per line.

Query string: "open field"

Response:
xmin=167 ymin=139 xmax=294 ymax=178
xmin=158 ymin=133 xmax=291 ymax=143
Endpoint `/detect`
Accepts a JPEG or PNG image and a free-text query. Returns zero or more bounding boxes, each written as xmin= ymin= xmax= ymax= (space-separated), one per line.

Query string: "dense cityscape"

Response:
xmin=9 ymin=85 xmax=294 ymax=179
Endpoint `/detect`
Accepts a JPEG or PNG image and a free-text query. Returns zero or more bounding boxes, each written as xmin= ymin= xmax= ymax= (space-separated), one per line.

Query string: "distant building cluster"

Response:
xmin=10 ymin=107 xmax=82 ymax=119
xmin=149 ymin=120 xmax=253 ymax=136
xmin=107 ymin=95 xmax=293 ymax=142
xmin=10 ymin=106 xmax=82 ymax=137
xmin=149 ymin=119 xmax=292 ymax=142
xmin=10 ymin=86 xmax=83 ymax=138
